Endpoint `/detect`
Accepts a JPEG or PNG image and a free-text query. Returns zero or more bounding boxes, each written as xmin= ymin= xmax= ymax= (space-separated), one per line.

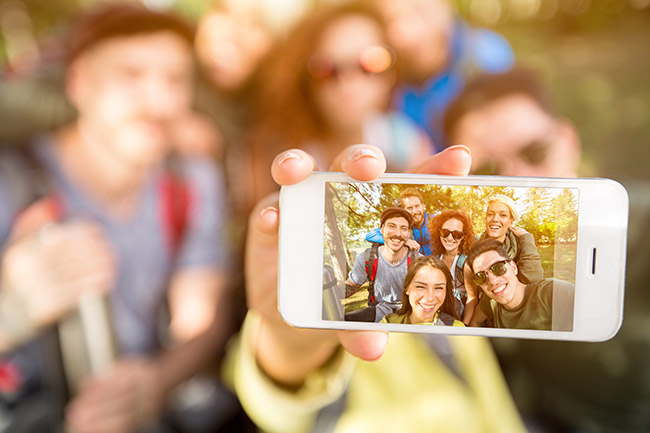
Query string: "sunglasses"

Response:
xmin=440 ymin=228 xmax=464 ymax=240
xmin=472 ymin=260 xmax=509 ymax=286
xmin=473 ymin=136 xmax=553 ymax=176
xmin=306 ymin=44 xmax=395 ymax=82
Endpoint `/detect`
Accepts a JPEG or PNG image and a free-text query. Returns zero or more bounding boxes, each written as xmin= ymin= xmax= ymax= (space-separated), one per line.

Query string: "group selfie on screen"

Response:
xmin=337 ymin=186 xmax=575 ymax=331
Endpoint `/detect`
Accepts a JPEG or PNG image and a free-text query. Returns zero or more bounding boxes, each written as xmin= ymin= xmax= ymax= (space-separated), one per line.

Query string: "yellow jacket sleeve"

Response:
xmin=226 ymin=311 xmax=356 ymax=433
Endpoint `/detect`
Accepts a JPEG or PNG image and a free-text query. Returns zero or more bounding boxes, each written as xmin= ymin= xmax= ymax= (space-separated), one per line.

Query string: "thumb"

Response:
xmin=245 ymin=193 xmax=282 ymax=316
xmin=338 ymin=330 xmax=389 ymax=361
xmin=411 ymin=145 xmax=472 ymax=176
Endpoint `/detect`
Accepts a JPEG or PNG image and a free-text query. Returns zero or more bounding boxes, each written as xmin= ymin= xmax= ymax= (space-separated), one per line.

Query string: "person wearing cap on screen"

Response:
xmin=365 ymin=187 xmax=435 ymax=255
xmin=345 ymin=207 xmax=420 ymax=323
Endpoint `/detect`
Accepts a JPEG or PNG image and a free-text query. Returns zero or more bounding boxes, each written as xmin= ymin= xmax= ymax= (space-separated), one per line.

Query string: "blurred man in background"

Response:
xmin=0 ymin=4 xmax=241 ymax=432
xmin=445 ymin=67 xmax=650 ymax=433
xmin=443 ymin=67 xmax=580 ymax=177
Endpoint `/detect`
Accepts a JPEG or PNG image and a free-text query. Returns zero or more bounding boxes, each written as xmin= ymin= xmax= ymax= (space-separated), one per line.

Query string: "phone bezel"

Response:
xmin=278 ymin=172 xmax=628 ymax=342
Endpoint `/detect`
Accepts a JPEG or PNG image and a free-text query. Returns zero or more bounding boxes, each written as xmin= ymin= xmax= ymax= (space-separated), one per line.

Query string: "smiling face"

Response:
xmin=401 ymin=195 xmax=424 ymax=226
xmin=440 ymin=217 xmax=464 ymax=254
xmin=453 ymin=94 xmax=579 ymax=177
xmin=485 ymin=202 xmax=514 ymax=242
xmin=472 ymin=250 xmax=523 ymax=309
xmin=311 ymin=14 xmax=395 ymax=134
xmin=406 ymin=265 xmax=447 ymax=323
xmin=68 ymin=31 xmax=194 ymax=171
xmin=379 ymin=0 xmax=453 ymax=84
xmin=380 ymin=216 xmax=410 ymax=253
xmin=195 ymin=9 xmax=271 ymax=91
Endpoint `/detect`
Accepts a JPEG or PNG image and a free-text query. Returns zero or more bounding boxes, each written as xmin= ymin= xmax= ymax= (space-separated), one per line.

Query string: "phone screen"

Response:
xmin=322 ymin=181 xmax=578 ymax=332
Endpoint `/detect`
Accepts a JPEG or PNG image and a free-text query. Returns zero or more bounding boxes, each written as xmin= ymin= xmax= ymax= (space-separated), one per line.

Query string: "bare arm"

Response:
xmin=469 ymin=305 xmax=488 ymax=327
xmin=462 ymin=263 xmax=478 ymax=325
xmin=65 ymin=268 xmax=229 ymax=433
xmin=345 ymin=278 xmax=361 ymax=298
xmin=160 ymin=268 xmax=229 ymax=389
xmin=511 ymin=228 xmax=544 ymax=283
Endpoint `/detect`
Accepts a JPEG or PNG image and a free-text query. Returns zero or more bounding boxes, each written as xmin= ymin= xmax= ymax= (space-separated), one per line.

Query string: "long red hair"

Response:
xmin=245 ymin=1 xmax=393 ymax=204
xmin=428 ymin=209 xmax=476 ymax=256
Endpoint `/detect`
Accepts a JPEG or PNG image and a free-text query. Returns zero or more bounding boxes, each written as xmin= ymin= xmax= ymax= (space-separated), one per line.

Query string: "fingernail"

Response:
xmin=350 ymin=148 xmax=379 ymax=161
xmin=446 ymin=144 xmax=472 ymax=156
xmin=259 ymin=206 xmax=278 ymax=218
xmin=277 ymin=151 xmax=301 ymax=167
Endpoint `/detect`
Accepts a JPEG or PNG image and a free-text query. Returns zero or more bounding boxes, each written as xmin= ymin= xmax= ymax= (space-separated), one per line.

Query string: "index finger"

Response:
xmin=329 ymin=144 xmax=387 ymax=181
xmin=411 ymin=145 xmax=472 ymax=176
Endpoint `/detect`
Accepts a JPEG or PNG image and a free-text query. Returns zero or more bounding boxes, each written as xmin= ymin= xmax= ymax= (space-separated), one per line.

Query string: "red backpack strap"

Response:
xmin=370 ymin=259 xmax=378 ymax=282
xmin=158 ymin=156 xmax=192 ymax=256
xmin=11 ymin=195 xmax=65 ymax=239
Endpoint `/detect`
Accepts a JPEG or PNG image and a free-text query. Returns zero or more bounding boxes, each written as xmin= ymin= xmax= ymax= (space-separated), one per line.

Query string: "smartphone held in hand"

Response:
xmin=278 ymin=172 xmax=628 ymax=342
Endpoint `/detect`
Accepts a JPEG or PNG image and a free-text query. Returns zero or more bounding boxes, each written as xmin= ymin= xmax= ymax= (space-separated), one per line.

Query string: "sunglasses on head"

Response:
xmin=440 ymin=228 xmax=464 ymax=240
xmin=472 ymin=260 xmax=509 ymax=286
xmin=306 ymin=44 xmax=395 ymax=82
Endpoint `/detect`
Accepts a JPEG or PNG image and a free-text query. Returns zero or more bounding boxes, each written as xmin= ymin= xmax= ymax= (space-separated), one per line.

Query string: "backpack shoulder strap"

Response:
xmin=407 ymin=248 xmax=418 ymax=266
xmin=365 ymin=243 xmax=380 ymax=282
xmin=158 ymin=154 xmax=192 ymax=256
xmin=457 ymin=254 xmax=467 ymax=270
xmin=364 ymin=243 xmax=380 ymax=304
xmin=437 ymin=312 xmax=456 ymax=326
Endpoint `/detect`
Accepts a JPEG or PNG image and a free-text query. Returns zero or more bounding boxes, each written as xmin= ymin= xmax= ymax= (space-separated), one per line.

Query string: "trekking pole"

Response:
xmin=58 ymin=292 xmax=116 ymax=395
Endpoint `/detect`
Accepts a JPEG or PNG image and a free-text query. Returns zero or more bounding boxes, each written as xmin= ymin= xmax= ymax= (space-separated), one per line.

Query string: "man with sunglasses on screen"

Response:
xmin=466 ymin=239 xmax=574 ymax=331
xmin=460 ymin=193 xmax=544 ymax=324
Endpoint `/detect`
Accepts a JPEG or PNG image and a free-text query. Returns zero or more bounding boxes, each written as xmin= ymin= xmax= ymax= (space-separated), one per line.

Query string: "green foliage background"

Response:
xmin=325 ymin=181 xmax=579 ymax=284
xmin=330 ymin=182 xmax=578 ymax=245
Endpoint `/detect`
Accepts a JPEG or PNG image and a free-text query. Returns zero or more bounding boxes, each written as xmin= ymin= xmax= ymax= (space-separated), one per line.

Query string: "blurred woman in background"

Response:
xmin=245 ymin=1 xmax=433 ymax=207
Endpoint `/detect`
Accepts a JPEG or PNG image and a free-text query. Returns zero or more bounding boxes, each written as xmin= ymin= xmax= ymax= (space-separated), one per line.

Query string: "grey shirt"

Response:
xmin=0 ymin=136 xmax=229 ymax=355
xmin=349 ymin=246 xmax=417 ymax=321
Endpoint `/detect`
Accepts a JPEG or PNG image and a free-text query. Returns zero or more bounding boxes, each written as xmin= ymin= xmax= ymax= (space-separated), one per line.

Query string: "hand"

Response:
xmin=246 ymin=144 xmax=471 ymax=386
xmin=345 ymin=282 xmax=361 ymax=298
xmin=1 ymin=215 xmax=116 ymax=331
xmin=65 ymin=358 xmax=164 ymax=433
xmin=509 ymin=226 xmax=529 ymax=237
xmin=405 ymin=239 xmax=421 ymax=252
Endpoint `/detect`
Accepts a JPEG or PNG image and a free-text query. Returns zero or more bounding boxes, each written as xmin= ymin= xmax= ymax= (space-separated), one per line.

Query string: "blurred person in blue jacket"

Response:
xmin=365 ymin=187 xmax=435 ymax=255
xmin=378 ymin=0 xmax=514 ymax=149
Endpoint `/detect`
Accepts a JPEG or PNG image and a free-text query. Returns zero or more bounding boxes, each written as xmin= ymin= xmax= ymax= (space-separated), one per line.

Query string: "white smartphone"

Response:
xmin=278 ymin=172 xmax=628 ymax=342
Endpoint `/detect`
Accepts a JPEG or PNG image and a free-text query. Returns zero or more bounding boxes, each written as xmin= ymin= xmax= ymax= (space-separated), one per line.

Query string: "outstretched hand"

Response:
xmin=246 ymin=144 xmax=471 ymax=385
